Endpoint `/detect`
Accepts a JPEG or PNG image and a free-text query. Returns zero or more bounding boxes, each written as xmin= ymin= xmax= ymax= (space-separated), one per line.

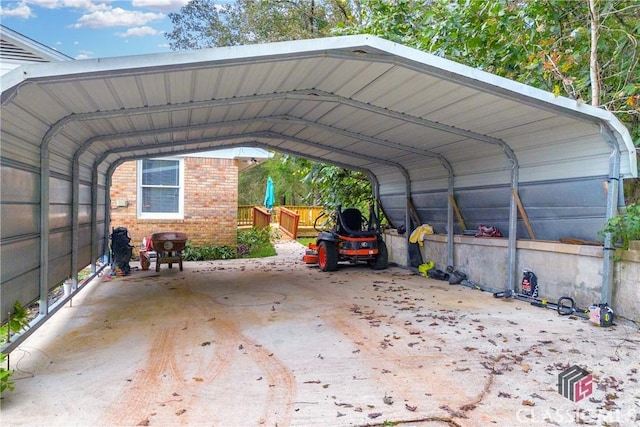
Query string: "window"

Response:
xmin=137 ymin=158 xmax=184 ymax=219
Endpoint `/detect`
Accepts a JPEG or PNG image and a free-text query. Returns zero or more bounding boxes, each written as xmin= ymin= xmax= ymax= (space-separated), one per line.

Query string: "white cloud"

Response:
xmin=75 ymin=48 xmax=93 ymax=59
xmin=65 ymin=0 xmax=109 ymax=11
xmin=73 ymin=7 xmax=165 ymax=28
xmin=25 ymin=0 xmax=61 ymax=9
xmin=116 ymin=26 xmax=163 ymax=37
xmin=27 ymin=0 xmax=108 ymax=9
xmin=132 ymin=0 xmax=189 ymax=11
xmin=0 ymin=2 xmax=34 ymax=18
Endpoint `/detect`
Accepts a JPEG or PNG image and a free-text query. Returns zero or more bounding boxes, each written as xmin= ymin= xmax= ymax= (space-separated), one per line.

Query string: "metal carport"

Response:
xmin=0 ymin=35 xmax=636 ymax=342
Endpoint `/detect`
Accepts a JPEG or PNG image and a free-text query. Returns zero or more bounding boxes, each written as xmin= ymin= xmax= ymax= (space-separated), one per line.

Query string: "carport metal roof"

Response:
xmin=0 ymin=35 xmax=636 ymax=332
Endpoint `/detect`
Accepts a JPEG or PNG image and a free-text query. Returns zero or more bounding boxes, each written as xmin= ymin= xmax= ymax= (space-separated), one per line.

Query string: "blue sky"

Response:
xmin=1 ymin=1 xmax=233 ymax=59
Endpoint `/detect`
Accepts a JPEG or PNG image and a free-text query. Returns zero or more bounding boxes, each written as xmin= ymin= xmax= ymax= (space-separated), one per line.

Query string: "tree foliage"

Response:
xmin=167 ymin=0 xmax=363 ymax=49
xmin=338 ymin=0 xmax=639 ymax=141
xmin=238 ymin=153 xmax=314 ymax=206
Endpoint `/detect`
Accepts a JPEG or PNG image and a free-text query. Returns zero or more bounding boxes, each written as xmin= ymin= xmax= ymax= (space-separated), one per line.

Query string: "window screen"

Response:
xmin=140 ymin=159 xmax=181 ymax=214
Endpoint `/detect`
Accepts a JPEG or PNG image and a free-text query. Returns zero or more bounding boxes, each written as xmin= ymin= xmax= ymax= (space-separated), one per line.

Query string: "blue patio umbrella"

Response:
xmin=264 ymin=176 xmax=275 ymax=210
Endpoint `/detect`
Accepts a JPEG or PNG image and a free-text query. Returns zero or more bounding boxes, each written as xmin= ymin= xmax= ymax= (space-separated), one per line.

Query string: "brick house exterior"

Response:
xmin=110 ymin=156 xmax=238 ymax=254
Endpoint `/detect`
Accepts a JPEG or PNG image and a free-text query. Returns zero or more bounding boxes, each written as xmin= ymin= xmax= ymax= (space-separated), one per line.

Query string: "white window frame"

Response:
xmin=137 ymin=157 xmax=184 ymax=219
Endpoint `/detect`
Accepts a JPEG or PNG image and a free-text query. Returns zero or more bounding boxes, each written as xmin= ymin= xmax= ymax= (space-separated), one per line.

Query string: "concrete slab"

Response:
xmin=1 ymin=241 xmax=639 ymax=426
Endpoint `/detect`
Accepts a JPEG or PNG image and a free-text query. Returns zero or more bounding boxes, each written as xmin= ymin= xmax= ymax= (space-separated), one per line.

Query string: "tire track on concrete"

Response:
xmin=182 ymin=287 xmax=298 ymax=426
xmin=100 ymin=326 xmax=187 ymax=426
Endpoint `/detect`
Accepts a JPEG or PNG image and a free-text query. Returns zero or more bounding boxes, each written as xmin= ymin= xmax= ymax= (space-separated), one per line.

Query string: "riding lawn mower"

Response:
xmin=303 ymin=205 xmax=388 ymax=272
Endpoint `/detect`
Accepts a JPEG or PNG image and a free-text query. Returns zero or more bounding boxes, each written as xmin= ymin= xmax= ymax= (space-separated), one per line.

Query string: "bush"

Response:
xmin=600 ymin=200 xmax=640 ymax=250
xmin=238 ymin=227 xmax=272 ymax=247
xmin=181 ymin=228 xmax=276 ymax=261
xmin=0 ymin=301 xmax=29 ymax=395
xmin=0 ymin=353 xmax=13 ymax=394
xmin=182 ymin=241 xmax=236 ymax=261
xmin=237 ymin=227 xmax=276 ymax=258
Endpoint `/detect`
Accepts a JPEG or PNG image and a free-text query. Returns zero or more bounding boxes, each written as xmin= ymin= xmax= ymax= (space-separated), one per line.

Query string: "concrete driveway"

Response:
xmin=2 ymin=241 xmax=638 ymax=426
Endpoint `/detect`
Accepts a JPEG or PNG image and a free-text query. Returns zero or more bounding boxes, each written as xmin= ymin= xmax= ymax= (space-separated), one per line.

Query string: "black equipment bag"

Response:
xmin=521 ymin=270 xmax=539 ymax=298
xmin=110 ymin=227 xmax=133 ymax=274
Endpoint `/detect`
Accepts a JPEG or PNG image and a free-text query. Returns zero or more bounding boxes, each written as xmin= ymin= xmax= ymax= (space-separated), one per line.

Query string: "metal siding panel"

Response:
xmin=0 ymin=237 xmax=40 ymax=284
xmin=77 ymin=244 xmax=93 ymax=269
xmin=1 ymin=205 xmax=39 ymax=238
xmin=520 ymin=160 xmax=609 ymax=183
xmin=1 ymin=165 xmax=39 ymax=202
xmin=79 ymin=183 xmax=92 ymax=204
xmin=48 ymin=254 xmax=71 ymax=291
xmin=78 ymin=205 xmax=91 ymax=225
xmin=1 ymin=269 xmax=40 ymax=324
xmin=49 ymin=152 xmax=73 ymax=176
xmin=454 ymin=170 xmax=512 ymax=188
xmin=79 ymin=164 xmax=94 ymax=182
xmin=49 ymin=176 xmax=72 ymax=204
xmin=49 ymin=229 xmax=71 ymax=261
xmin=410 ymin=177 xmax=450 ymax=193
xmin=1 ymin=166 xmax=40 ymax=239
xmin=0 ymin=135 xmax=41 ymax=167
xmin=49 ymin=204 xmax=71 ymax=230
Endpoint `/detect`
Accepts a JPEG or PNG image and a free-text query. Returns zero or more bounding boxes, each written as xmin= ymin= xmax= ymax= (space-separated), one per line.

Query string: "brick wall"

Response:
xmin=110 ymin=157 xmax=238 ymax=254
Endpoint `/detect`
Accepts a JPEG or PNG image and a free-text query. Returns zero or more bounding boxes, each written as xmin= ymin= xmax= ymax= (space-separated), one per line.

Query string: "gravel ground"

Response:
xmin=1 ymin=241 xmax=639 ymax=426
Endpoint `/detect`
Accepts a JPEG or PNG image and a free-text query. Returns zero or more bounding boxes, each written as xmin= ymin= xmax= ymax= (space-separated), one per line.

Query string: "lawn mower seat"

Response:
xmin=338 ymin=208 xmax=378 ymax=238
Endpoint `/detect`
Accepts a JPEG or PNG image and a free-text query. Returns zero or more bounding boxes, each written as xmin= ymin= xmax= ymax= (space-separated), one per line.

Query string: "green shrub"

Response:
xmin=238 ymin=227 xmax=272 ymax=247
xmin=181 ymin=228 xmax=276 ymax=261
xmin=0 ymin=352 xmax=13 ymax=394
xmin=237 ymin=227 xmax=276 ymax=258
xmin=600 ymin=200 xmax=640 ymax=250
xmin=0 ymin=301 xmax=29 ymax=395
xmin=0 ymin=301 xmax=30 ymax=345
xmin=182 ymin=241 xmax=237 ymax=261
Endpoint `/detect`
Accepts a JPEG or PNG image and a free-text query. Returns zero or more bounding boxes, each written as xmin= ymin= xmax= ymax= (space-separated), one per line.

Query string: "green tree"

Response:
xmin=239 ymin=153 xmax=314 ymax=206
xmin=340 ymin=0 xmax=639 ymax=140
xmin=167 ymin=0 xmax=362 ymax=49
xmin=301 ymin=162 xmax=374 ymax=213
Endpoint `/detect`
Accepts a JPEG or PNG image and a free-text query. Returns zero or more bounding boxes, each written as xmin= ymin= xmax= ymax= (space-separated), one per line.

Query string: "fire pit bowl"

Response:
xmin=150 ymin=232 xmax=188 ymax=272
